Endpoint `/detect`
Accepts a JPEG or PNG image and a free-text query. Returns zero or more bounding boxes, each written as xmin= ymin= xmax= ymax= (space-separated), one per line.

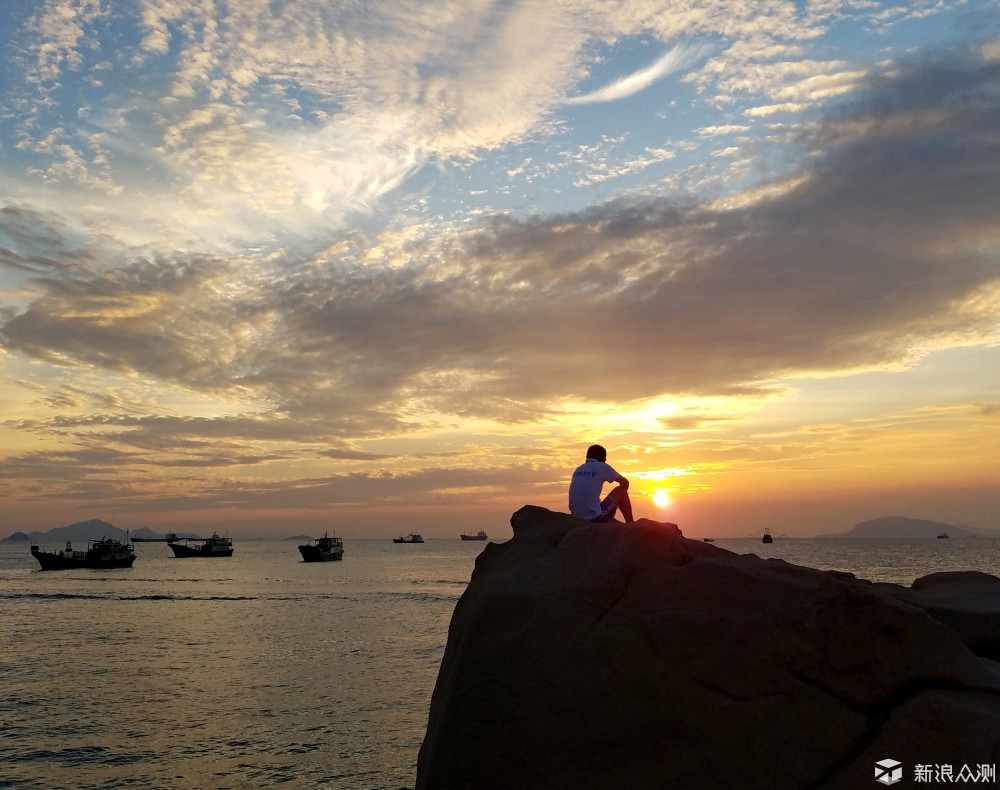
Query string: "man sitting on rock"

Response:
xmin=568 ymin=444 xmax=634 ymax=523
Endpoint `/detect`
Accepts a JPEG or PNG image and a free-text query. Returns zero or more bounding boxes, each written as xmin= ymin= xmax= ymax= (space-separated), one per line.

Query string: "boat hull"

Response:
xmin=460 ymin=534 xmax=488 ymax=541
xmin=298 ymin=545 xmax=343 ymax=562
xmin=168 ymin=543 xmax=233 ymax=558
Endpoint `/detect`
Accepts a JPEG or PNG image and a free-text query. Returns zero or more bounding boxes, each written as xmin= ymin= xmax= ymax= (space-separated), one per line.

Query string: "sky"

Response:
xmin=1 ymin=0 xmax=998 ymax=539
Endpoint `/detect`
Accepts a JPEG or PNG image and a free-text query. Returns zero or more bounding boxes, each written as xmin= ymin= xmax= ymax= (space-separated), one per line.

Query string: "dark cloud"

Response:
xmin=0 ymin=447 xmax=142 ymax=489
xmin=657 ymin=414 xmax=739 ymax=431
xmin=6 ymin=412 xmax=357 ymax=454
xmin=0 ymin=205 xmax=97 ymax=274
xmin=0 ymin=462 xmax=549 ymax=514
xmin=256 ymin=53 xmax=999 ymax=419
xmin=320 ymin=448 xmax=394 ymax=461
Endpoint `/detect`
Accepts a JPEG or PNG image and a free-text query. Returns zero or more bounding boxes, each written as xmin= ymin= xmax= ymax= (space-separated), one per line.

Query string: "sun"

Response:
xmin=652 ymin=491 xmax=669 ymax=507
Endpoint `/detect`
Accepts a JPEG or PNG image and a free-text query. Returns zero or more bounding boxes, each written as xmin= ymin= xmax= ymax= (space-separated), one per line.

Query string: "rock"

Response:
xmin=416 ymin=506 xmax=1000 ymax=790
xmin=880 ymin=571 xmax=1000 ymax=662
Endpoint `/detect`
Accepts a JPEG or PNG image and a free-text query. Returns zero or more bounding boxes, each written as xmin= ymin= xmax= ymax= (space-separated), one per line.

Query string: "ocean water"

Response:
xmin=716 ymin=535 xmax=1000 ymax=585
xmin=2 ymin=532 xmax=999 ymax=789
xmin=0 ymin=538 xmax=476 ymax=790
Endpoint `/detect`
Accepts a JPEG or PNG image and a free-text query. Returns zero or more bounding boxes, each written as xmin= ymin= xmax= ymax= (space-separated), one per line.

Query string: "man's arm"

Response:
xmin=614 ymin=475 xmax=629 ymax=489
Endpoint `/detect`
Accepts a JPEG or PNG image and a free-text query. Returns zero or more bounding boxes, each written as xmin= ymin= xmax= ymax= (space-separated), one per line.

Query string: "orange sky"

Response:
xmin=1 ymin=2 xmax=998 ymax=539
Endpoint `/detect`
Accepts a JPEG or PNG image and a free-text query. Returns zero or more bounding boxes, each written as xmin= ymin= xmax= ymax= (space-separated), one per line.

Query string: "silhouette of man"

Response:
xmin=568 ymin=444 xmax=634 ymax=523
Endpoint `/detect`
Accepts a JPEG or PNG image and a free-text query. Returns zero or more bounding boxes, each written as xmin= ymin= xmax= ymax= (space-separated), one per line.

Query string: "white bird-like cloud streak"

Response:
xmin=565 ymin=44 xmax=708 ymax=104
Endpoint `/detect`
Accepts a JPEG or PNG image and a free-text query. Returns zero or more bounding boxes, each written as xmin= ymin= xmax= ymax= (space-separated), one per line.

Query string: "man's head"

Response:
xmin=586 ymin=444 xmax=607 ymax=463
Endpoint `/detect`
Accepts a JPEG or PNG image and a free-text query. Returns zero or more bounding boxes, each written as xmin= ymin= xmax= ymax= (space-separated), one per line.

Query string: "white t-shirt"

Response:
xmin=568 ymin=458 xmax=620 ymax=520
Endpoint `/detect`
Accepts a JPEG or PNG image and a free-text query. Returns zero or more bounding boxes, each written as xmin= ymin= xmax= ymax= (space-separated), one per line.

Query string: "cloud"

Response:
xmin=565 ymin=44 xmax=705 ymax=105
xmin=291 ymin=52 xmax=999 ymax=411
xmin=4 ymin=1 xmax=845 ymax=249
xmin=25 ymin=0 xmax=107 ymax=85
xmin=574 ymin=146 xmax=677 ymax=186
xmin=2 ymin=40 xmax=999 ymax=529
xmin=6 ymin=0 xmax=594 ymax=245
xmin=5 ymin=52 xmax=999 ymax=429
xmin=0 ymin=442 xmax=547 ymax=513
xmin=0 ymin=205 xmax=96 ymax=274
xmin=320 ymin=448 xmax=395 ymax=461
xmin=697 ymin=125 xmax=750 ymax=137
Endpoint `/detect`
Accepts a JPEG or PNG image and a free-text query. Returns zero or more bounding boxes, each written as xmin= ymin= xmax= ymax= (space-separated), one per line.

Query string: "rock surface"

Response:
xmin=880 ymin=571 xmax=1000 ymax=662
xmin=416 ymin=506 xmax=1000 ymax=790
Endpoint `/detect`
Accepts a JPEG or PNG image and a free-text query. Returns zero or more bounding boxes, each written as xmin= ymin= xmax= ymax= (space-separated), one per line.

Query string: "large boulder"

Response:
xmin=416 ymin=506 xmax=1000 ymax=790
xmin=880 ymin=571 xmax=1000 ymax=662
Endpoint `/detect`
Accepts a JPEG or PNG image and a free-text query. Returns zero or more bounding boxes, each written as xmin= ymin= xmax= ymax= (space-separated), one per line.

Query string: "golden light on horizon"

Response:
xmin=652 ymin=491 xmax=670 ymax=507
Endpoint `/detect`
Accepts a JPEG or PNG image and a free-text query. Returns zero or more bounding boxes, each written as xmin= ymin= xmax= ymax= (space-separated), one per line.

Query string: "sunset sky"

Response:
xmin=1 ymin=0 xmax=998 ymax=539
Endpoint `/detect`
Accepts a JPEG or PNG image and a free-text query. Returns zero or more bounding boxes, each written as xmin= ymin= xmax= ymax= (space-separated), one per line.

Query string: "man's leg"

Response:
xmin=608 ymin=485 xmax=634 ymax=523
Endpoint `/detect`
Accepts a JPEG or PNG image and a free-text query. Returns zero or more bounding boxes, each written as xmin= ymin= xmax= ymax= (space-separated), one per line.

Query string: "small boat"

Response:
xmin=299 ymin=532 xmax=344 ymax=562
xmin=460 ymin=530 xmax=488 ymax=541
xmin=702 ymin=538 xmax=715 ymax=543
xmin=393 ymin=533 xmax=424 ymax=544
xmin=168 ymin=532 xmax=234 ymax=558
xmin=762 ymin=528 xmax=774 ymax=544
xmin=937 ymin=532 xmax=949 ymax=539
xmin=30 ymin=537 xmax=136 ymax=571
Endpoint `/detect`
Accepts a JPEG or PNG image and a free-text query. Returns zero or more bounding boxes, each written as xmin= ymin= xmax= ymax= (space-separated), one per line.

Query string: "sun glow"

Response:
xmin=652 ymin=491 xmax=670 ymax=507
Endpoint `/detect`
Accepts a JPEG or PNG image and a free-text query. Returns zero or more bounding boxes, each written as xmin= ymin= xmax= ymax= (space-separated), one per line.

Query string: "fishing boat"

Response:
xmin=937 ymin=532 xmax=949 ymax=539
xmin=30 ymin=537 xmax=136 ymax=571
xmin=298 ymin=532 xmax=344 ymax=562
xmin=393 ymin=533 xmax=424 ymax=544
xmin=168 ymin=532 xmax=234 ymax=558
xmin=460 ymin=530 xmax=488 ymax=541
xmin=762 ymin=528 xmax=774 ymax=544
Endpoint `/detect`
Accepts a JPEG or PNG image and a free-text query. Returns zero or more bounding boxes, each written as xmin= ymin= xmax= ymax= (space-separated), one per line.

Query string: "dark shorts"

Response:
xmin=591 ymin=494 xmax=618 ymax=523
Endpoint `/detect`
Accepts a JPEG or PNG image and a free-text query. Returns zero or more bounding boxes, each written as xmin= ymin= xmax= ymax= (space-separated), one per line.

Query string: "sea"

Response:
xmin=2 ymin=533 xmax=1000 ymax=789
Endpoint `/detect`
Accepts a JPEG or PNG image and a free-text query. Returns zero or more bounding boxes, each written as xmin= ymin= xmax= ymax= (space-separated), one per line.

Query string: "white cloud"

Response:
xmin=697 ymin=124 xmax=750 ymax=137
xmin=5 ymin=0 xmax=867 ymax=251
xmin=565 ymin=44 xmax=706 ymax=105
xmin=27 ymin=0 xmax=107 ymax=84
xmin=574 ymin=146 xmax=676 ymax=186
xmin=744 ymin=102 xmax=810 ymax=117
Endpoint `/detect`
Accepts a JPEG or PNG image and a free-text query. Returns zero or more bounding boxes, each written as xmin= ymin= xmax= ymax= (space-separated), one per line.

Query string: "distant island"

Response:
xmin=3 ymin=520 xmax=198 ymax=543
xmin=815 ymin=516 xmax=977 ymax=539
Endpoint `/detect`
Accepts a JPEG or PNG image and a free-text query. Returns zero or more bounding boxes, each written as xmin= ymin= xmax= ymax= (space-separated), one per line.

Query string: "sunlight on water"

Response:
xmin=0 ymin=539 xmax=480 ymax=790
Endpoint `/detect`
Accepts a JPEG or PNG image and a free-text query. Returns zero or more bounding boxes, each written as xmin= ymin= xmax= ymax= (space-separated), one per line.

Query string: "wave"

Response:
xmin=6 ymin=745 xmax=147 ymax=767
xmin=409 ymin=578 xmax=470 ymax=587
xmin=0 ymin=592 xmax=259 ymax=602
